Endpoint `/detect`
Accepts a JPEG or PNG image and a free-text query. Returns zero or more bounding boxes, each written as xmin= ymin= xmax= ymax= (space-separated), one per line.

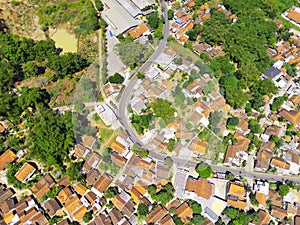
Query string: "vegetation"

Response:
xmin=6 ymin=161 xmax=25 ymax=189
xmin=38 ymin=0 xmax=99 ymax=34
xmin=132 ymin=144 xmax=149 ymax=158
xmin=28 ymin=109 xmax=74 ymax=169
xmin=104 ymin=186 xmax=119 ymax=199
xmin=271 ymin=95 xmax=288 ymax=111
xmin=83 ymin=211 xmax=93 ymax=223
xmin=148 ymin=183 xmax=175 ymax=206
xmin=137 ymin=203 xmax=149 ymax=221
xmin=66 ymin=162 xmax=84 ymax=182
xmin=278 ymin=184 xmax=290 ymax=197
xmin=108 ymin=73 xmax=124 ymax=84
xmin=223 ymin=207 xmax=260 ymax=225
xmin=131 ymin=111 xmax=153 ymax=135
xmin=195 ymin=162 xmax=213 ymax=178
xmin=99 ymin=148 xmax=120 ymax=175
xmin=115 ymin=41 xmax=153 ymax=66
xmin=167 ymin=139 xmax=176 ymax=152
xmin=151 ymin=99 xmax=175 ymax=123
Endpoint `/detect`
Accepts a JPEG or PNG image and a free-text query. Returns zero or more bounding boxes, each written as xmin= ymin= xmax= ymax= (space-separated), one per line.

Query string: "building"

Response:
xmin=286 ymin=6 xmax=300 ymax=25
xmin=262 ymin=66 xmax=282 ymax=81
xmin=101 ymin=0 xmax=140 ymax=35
xmin=0 ymin=150 xmax=18 ymax=172
xmin=15 ymin=163 xmax=36 ymax=183
xmin=189 ymin=138 xmax=208 ymax=155
xmin=92 ymin=173 xmax=113 ymax=197
xmin=185 ymin=177 xmax=213 ymax=200
xmin=95 ymin=104 xmax=117 ymax=126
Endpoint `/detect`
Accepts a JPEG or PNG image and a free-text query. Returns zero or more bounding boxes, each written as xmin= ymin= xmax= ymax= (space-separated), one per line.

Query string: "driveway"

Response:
xmin=106 ymin=30 xmax=125 ymax=76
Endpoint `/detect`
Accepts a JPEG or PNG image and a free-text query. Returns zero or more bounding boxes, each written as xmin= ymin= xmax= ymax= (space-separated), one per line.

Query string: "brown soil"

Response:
xmin=0 ymin=0 xmax=45 ymax=40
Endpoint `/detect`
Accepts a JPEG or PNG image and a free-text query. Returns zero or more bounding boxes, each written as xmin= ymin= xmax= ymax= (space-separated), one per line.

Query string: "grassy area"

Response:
xmin=280 ymin=17 xmax=300 ymax=32
xmin=167 ymin=41 xmax=200 ymax=63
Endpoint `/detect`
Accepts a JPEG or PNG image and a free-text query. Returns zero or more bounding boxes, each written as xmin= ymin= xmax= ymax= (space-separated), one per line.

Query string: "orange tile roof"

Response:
xmin=0 ymin=123 xmax=4 ymax=133
xmin=93 ymin=173 xmax=112 ymax=193
xmin=4 ymin=211 xmax=14 ymax=224
xmin=15 ymin=163 xmax=36 ymax=182
xmin=111 ymin=140 xmax=125 ymax=154
xmin=228 ymin=183 xmax=245 ymax=200
xmin=290 ymin=95 xmax=300 ymax=105
xmin=134 ymin=180 xmax=148 ymax=195
xmin=185 ymin=178 xmax=213 ymax=199
xmin=74 ymin=184 xmax=87 ymax=196
xmin=189 ymin=138 xmax=208 ymax=154
xmin=227 ymin=198 xmax=247 ymax=210
xmin=200 ymin=3 xmax=209 ymax=10
xmin=176 ymin=202 xmax=193 ymax=223
xmin=287 ymin=8 xmax=300 ymax=23
xmin=270 ymin=157 xmax=290 ymax=170
xmin=82 ymin=135 xmax=96 ymax=148
xmin=202 ymin=13 xmax=211 ymax=20
xmin=128 ymin=187 xmax=142 ymax=203
xmin=187 ymin=1 xmax=195 ymax=8
xmin=273 ymin=54 xmax=283 ymax=61
xmin=58 ymin=187 xmax=73 ymax=204
xmin=129 ymin=23 xmax=149 ymax=39
xmin=256 ymin=192 xmax=267 ymax=206
xmin=65 ymin=195 xmax=82 ymax=214
xmin=230 ymin=14 xmax=237 ymax=20
xmin=146 ymin=205 xmax=168 ymax=224
xmin=0 ymin=150 xmax=17 ymax=171
xmin=112 ymin=194 xmax=126 ymax=210
xmin=73 ymin=206 xmax=88 ymax=222
xmin=253 ymin=210 xmax=271 ymax=225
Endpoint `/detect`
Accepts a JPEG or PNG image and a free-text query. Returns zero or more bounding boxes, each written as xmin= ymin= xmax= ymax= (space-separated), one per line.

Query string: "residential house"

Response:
xmin=111 ymin=151 xmax=127 ymax=167
xmin=286 ymin=7 xmax=300 ymax=25
xmin=261 ymin=125 xmax=284 ymax=142
xmin=43 ymin=198 xmax=61 ymax=217
xmin=227 ymin=182 xmax=247 ymax=210
xmin=86 ymin=168 xmax=101 ymax=186
xmin=269 ymin=189 xmax=283 ymax=207
xmin=83 ymin=152 xmax=101 ymax=173
xmin=128 ymin=23 xmax=150 ymax=39
xmin=262 ymin=66 xmax=282 ymax=81
xmin=156 ymin=161 xmax=171 ymax=183
xmin=271 ymin=205 xmax=288 ymax=220
xmin=224 ymin=132 xmax=250 ymax=166
xmin=83 ymin=136 xmax=97 ymax=149
xmin=95 ymin=104 xmax=117 ymax=126
xmin=15 ymin=163 xmax=36 ymax=183
xmin=175 ymin=202 xmax=193 ymax=223
xmin=92 ymin=173 xmax=113 ymax=197
xmin=255 ymin=149 xmax=273 ymax=171
xmin=74 ymin=144 xmax=90 ymax=159
xmin=0 ymin=150 xmax=18 ymax=172
xmin=31 ymin=173 xmax=56 ymax=200
xmin=189 ymin=138 xmax=208 ymax=156
xmin=254 ymin=181 xmax=269 ymax=207
xmin=270 ymin=156 xmax=290 ymax=172
xmin=146 ymin=205 xmax=168 ymax=224
xmin=279 ymin=109 xmax=300 ymax=125
xmin=185 ymin=177 xmax=213 ymax=200
xmin=109 ymin=208 xmax=124 ymax=225
xmin=253 ymin=210 xmax=271 ymax=225
xmin=103 ymin=82 xmax=124 ymax=96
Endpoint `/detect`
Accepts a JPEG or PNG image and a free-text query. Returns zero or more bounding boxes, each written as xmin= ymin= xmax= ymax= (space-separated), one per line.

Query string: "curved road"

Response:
xmin=117 ymin=1 xmax=300 ymax=184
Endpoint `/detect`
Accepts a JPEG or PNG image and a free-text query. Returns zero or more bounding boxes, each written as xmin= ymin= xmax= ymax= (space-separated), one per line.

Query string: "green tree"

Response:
xmin=195 ymin=162 xmax=212 ymax=178
xmin=151 ymin=98 xmax=175 ymax=123
xmin=192 ymin=214 xmax=205 ymax=225
xmin=108 ymin=73 xmax=124 ymax=84
xmin=83 ymin=211 xmax=93 ymax=223
xmin=66 ymin=162 xmax=84 ymax=182
xmin=278 ymin=184 xmax=290 ymax=197
xmin=137 ymin=203 xmax=149 ymax=220
xmin=164 ymin=157 xmax=173 ymax=168
xmin=146 ymin=11 xmax=160 ymax=29
xmin=168 ymin=9 xmax=174 ymax=20
xmin=104 ymin=186 xmax=119 ymax=199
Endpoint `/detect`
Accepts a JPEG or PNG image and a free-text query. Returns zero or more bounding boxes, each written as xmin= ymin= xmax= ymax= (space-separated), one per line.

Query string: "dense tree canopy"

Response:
xmin=28 ymin=110 xmax=74 ymax=168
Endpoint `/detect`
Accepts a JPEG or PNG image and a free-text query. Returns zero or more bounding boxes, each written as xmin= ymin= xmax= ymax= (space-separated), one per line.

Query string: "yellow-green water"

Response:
xmin=51 ymin=29 xmax=78 ymax=53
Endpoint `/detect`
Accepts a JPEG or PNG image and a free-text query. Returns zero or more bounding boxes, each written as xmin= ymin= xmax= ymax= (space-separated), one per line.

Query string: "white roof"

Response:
xmin=131 ymin=0 xmax=155 ymax=10
xmin=101 ymin=0 xmax=140 ymax=35
xmin=117 ymin=0 xmax=141 ymax=18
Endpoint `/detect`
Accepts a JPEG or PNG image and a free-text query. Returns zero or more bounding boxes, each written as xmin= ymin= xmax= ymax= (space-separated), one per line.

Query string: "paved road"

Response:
xmin=118 ymin=0 xmax=169 ymax=149
xmin=116 ymin=1 xmax=300 ymax=184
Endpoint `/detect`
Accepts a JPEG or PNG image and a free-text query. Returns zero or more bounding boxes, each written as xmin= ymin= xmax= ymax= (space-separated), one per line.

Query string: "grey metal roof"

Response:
xmin=117 ymin=0 xmax=141 ymax=18
xmin=101 ymin=0 xmax=140 ymax=35
xmin=263 ymin=66 xmax=281 ymax=79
